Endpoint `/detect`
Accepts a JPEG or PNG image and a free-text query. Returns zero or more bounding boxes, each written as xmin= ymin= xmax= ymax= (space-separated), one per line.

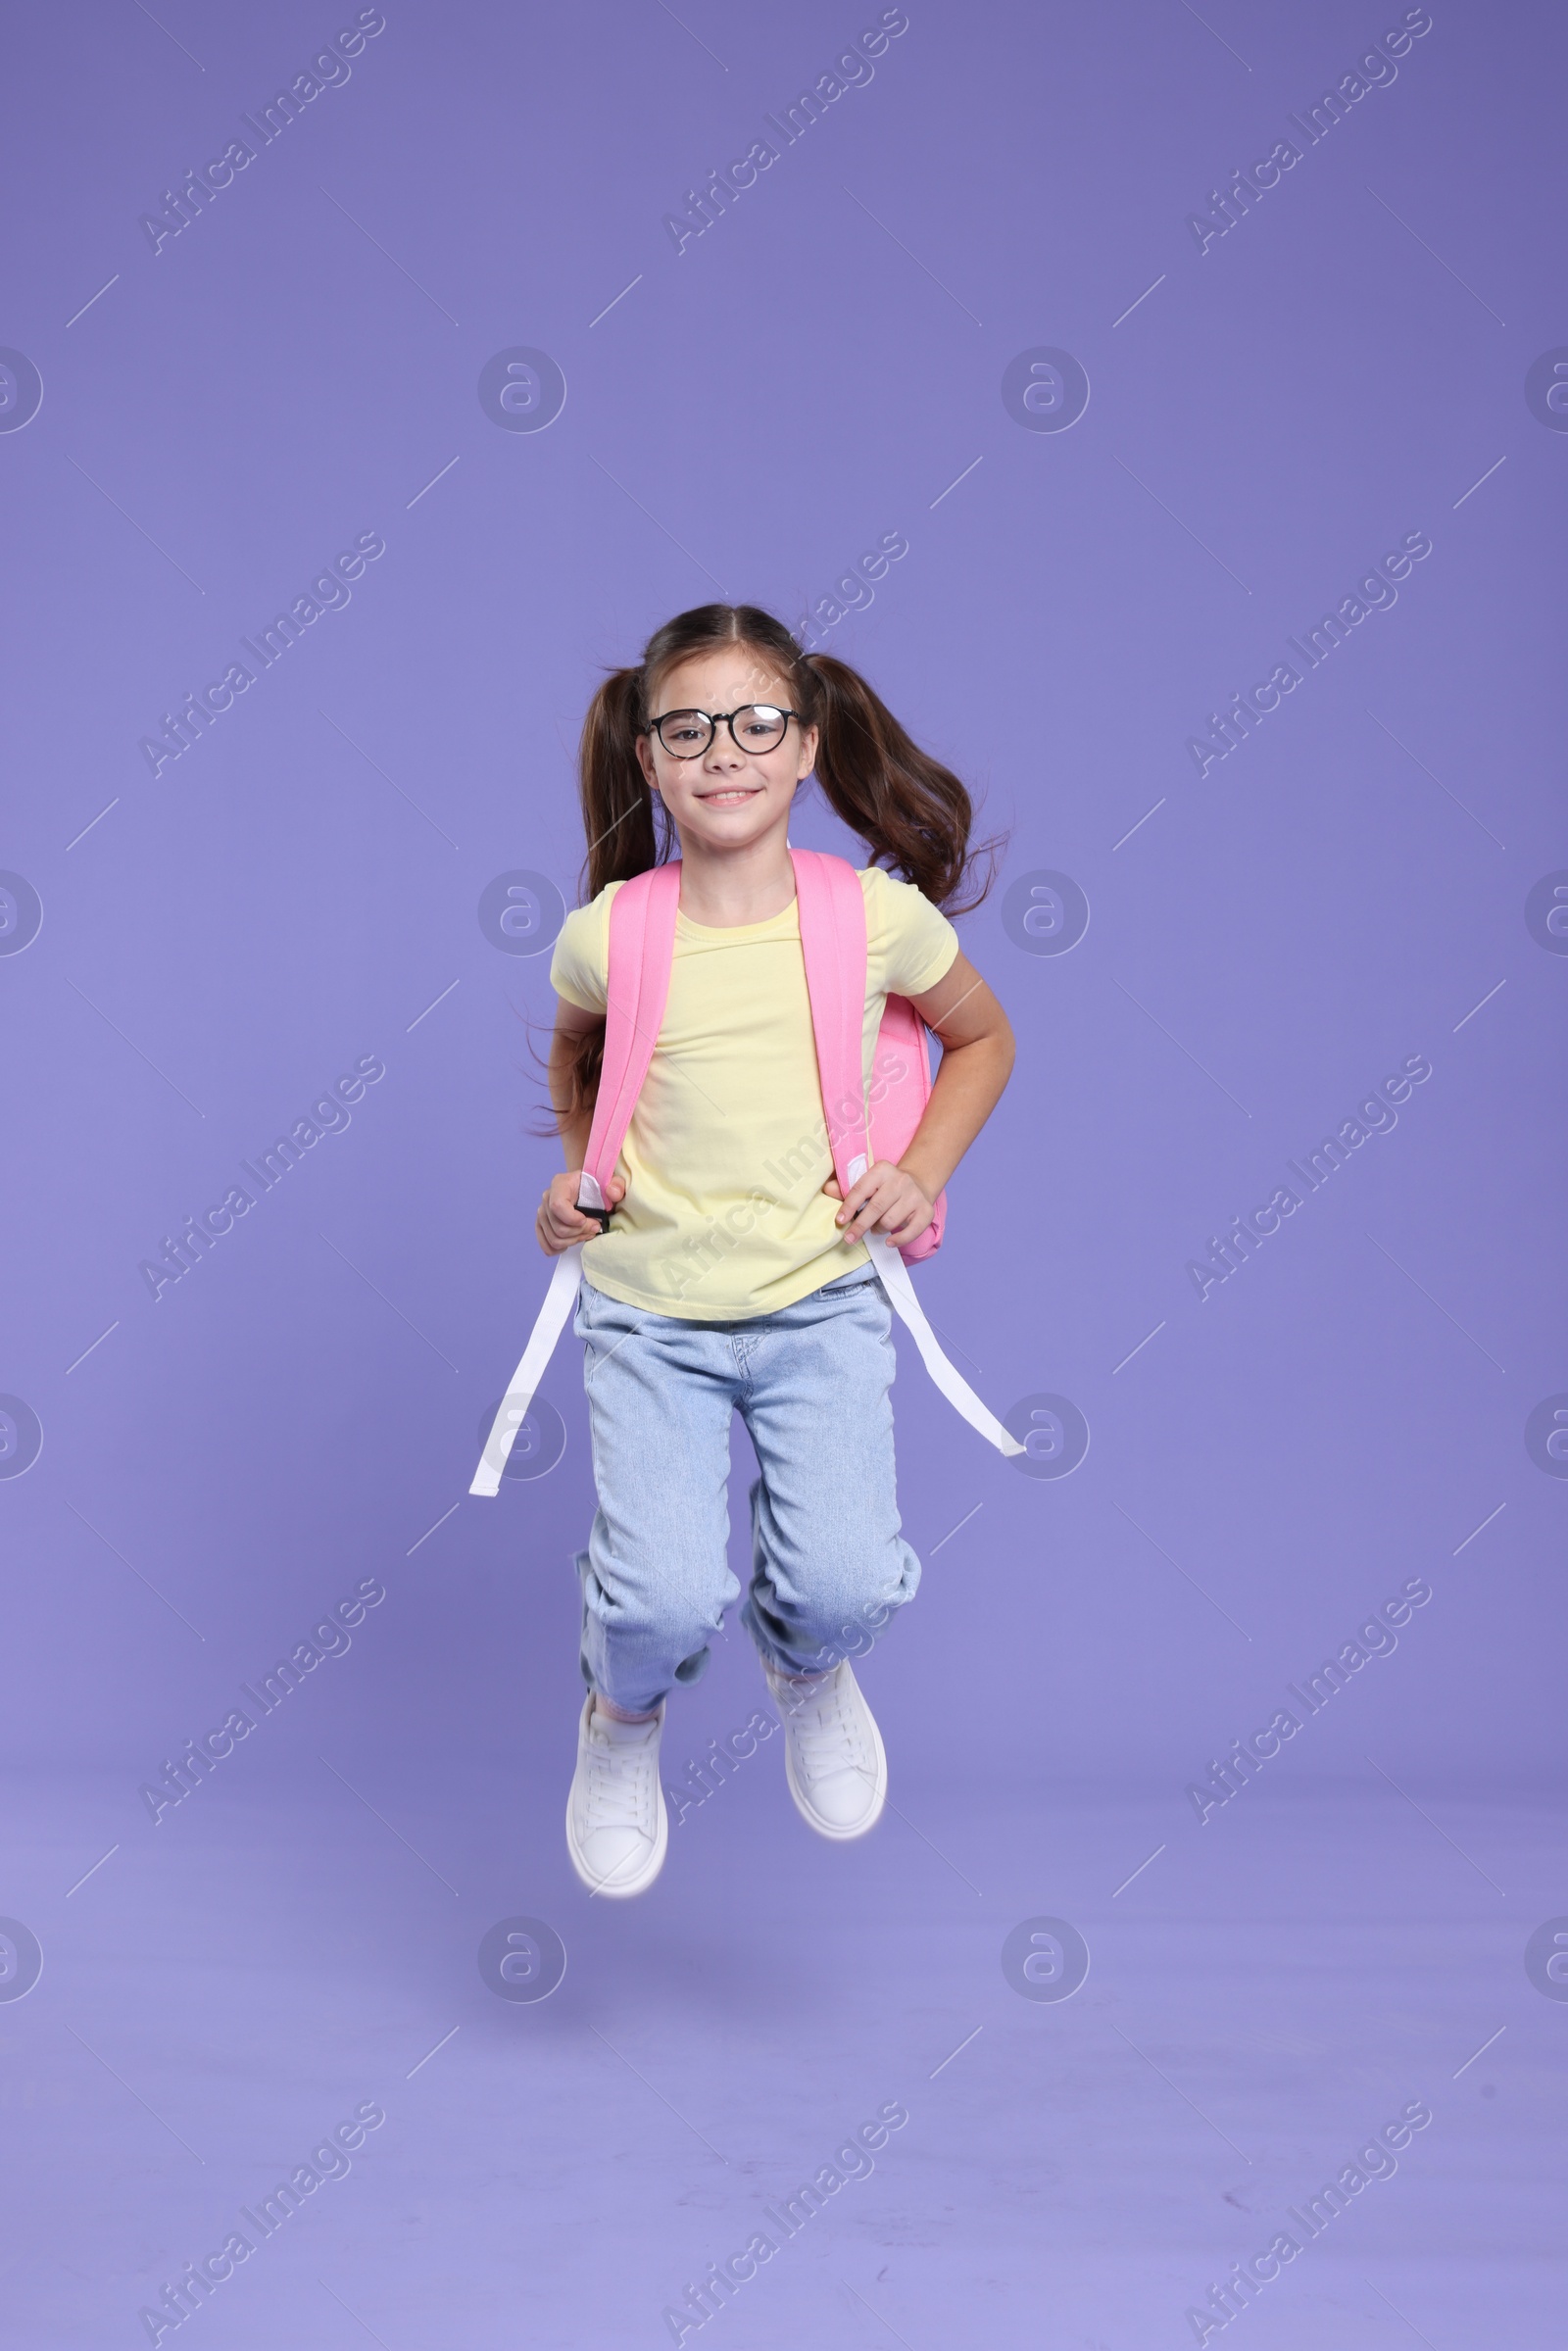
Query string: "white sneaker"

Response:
xmin=564 ymin=1695 xmax=667 ymax=1897
xmin=765 ymin=1661 xmax=887 ymax=1840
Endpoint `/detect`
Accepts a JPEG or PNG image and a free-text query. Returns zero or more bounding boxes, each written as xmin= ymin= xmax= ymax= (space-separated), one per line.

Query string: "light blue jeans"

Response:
xmin=571 ymin=1268 xmax=921 ymax=1714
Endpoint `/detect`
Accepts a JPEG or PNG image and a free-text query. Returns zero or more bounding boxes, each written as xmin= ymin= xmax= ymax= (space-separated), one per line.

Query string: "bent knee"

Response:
xmin=578 ymin=1546 xmax=731 ymax=1651
xmin=791 ymin=1555 xmax=912 ymax=1653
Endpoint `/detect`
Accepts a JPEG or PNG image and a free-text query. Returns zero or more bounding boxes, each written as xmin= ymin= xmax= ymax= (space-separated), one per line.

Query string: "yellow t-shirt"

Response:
xmin=549 ymin=865 xmax=959 ymax=1320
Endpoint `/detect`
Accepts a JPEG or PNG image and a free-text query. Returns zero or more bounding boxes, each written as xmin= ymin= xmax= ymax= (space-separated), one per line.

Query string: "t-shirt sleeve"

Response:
xmin=863 ymin=866 xmax=960 ymax=999
xmin=548 ymin=890 xmax=612 ymax=1013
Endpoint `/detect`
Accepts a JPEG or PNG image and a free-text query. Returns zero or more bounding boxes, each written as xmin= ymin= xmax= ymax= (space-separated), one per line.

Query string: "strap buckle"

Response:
xmin=576 ymin=1200 xmax=614 ymax=1234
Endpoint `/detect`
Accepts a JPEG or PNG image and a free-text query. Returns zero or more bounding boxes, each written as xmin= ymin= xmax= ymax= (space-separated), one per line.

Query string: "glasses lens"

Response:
xmin=656 ymin=710 xmax=712 ymax=757
xmin=732 ymin=706 xmax=788 ymax=753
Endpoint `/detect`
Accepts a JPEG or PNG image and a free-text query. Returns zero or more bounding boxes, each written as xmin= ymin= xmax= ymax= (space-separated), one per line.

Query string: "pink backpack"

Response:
xmin=472 ymin=850 xmax=1020 ymax=1494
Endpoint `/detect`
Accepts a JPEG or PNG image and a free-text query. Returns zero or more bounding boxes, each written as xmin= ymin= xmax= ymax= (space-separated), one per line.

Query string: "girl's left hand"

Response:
xmin=822 ymin=1159 xmax=934 ymax=1249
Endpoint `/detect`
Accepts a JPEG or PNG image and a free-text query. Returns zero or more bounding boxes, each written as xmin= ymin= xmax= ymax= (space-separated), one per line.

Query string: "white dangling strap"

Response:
xmin=470 ymin=1245 xmax=584 ymax=1496
xmin=865 ymin=1233 xmax=1025 ymax=1457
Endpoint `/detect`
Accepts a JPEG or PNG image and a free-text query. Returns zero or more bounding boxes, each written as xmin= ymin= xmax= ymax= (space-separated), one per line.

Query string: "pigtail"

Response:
xmin=543 ymin=668 xmax=662 ymax=1139
xmin=806 ymin=652 xmax=998 ymax=913
xmin=578 ymin=665 xmax=668 ymax=901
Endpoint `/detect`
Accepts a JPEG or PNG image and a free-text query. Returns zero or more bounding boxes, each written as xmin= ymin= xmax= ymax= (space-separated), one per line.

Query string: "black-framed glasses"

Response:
xmin=649 ymin=705 xmax=799 ymax=759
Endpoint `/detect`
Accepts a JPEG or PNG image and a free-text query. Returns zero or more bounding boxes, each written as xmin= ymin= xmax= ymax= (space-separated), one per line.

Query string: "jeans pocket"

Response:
xmin=818 ymin=1269 xmax=881 ymax=1298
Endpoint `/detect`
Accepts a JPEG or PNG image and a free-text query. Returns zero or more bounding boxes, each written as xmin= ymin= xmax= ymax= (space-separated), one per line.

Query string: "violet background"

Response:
xmin=1 ymin=2 xmax=1564 ymax=2345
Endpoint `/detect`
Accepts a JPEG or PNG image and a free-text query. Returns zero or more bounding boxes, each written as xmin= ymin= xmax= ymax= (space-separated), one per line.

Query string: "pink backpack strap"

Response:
xmin=790 ymin=847 xmax=870 ymax=1194
xmin=789 ymin=845 xmax=1022 ymax=1456
xmin=579 ymin=861 xmax=682 ymax=1212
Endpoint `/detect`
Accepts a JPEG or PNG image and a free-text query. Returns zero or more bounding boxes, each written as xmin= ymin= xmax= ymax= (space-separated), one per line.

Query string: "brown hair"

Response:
xmin=553 ymin=603 xmax=999 ymax=1131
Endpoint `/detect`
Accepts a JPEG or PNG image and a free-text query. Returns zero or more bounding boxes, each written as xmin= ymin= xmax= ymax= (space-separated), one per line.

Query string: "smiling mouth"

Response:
xmin=696 ymin=786 xmax=763 ymax=806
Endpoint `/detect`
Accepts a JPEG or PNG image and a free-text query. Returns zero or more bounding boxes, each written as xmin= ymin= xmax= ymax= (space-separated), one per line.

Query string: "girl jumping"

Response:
xmin=535 ymin=603 xmax=1014 ymax=1896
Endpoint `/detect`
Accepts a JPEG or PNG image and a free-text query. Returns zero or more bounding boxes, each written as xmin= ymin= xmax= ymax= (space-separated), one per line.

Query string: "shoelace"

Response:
xmin=788 ymin=1686 xmax=870 ymax=1782
xmin=585 ymin=1727 xmax=656 ymax=1835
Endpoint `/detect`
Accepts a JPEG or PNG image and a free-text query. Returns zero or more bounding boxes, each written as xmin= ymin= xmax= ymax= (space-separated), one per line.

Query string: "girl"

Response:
xmin=539 ymin=603 xmax=1014 ymax=1897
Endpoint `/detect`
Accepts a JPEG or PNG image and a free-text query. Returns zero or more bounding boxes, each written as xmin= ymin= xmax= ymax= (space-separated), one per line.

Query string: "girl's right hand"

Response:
xmin=537 ymin=1169 xmax=625 ymax=1255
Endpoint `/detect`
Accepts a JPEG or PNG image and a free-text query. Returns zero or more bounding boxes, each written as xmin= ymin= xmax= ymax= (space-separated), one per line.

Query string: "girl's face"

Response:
xmin=637 ymin=645 xmax=818 ymax=856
